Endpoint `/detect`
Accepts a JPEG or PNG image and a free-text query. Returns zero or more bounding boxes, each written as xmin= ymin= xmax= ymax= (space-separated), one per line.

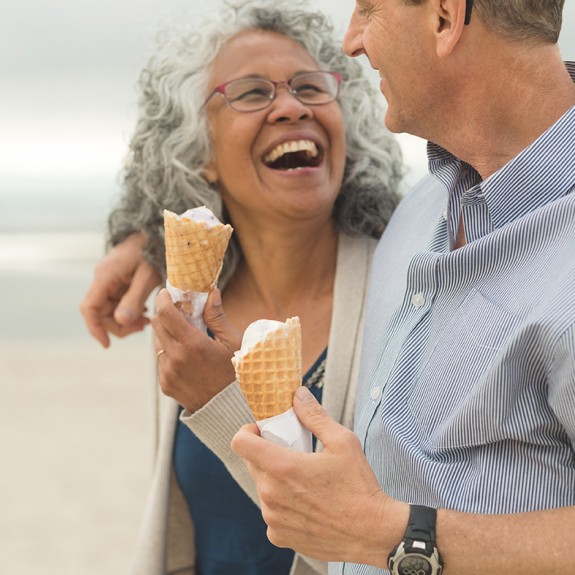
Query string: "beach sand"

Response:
xmin=0 ymin=216 xmax=170 ymax=574
xmin=0 ymin=331 xmax=156 ymax=574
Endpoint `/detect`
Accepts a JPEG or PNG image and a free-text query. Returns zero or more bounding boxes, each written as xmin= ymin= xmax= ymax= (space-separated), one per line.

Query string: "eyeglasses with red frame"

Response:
xmin=203 ymin=71 xmax=343 ymax=113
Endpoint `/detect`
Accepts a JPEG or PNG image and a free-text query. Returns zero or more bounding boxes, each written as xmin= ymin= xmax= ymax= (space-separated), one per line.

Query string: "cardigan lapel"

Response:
xmin=321 ymin=233 xmax=376 ymax=429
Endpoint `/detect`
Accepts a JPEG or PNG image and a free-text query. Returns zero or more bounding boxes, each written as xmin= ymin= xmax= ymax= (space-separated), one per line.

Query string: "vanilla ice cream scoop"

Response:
xmin=235 ymin=319 xmax=286 ymax=358
xmin=178 ymin=206 xmax=222 ymax=228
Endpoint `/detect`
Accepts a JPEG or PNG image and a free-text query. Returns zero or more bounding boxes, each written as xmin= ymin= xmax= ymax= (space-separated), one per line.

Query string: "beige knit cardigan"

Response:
xmin=131 ymin=232 xmax=377 ymax=575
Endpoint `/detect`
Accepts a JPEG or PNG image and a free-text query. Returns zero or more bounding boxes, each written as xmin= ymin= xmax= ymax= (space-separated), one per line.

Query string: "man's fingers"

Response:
xmin=101 ymin=315 xmax=148 ymax=338
xmin=232 ymin=424 xmax=302 ymax=481
xmin=293 ymin=386 xmax=349 ymax=449
xmin=231 ymin=423 xmax=272 ymax=470
xmin=114 ymin=261 xmax=161 ymax=325
xmin=233 ymin=390 xmax=344 ymax=467
xmin=232 ymin=423 xmax=306 ymax=473
xmin=81 ymin=283 xmax=128 ymax=347
xmin=79 ymin=279 xmax=117 ymax=347
xmin=85 ymin=316 xmax=111 ymax=348
xmin=80 ymin=233 xmax=154 ymax=347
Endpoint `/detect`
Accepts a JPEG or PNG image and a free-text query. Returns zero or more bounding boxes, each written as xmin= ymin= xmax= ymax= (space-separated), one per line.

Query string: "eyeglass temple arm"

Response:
xmin=464 ymin=0 xmax=473 ymax=25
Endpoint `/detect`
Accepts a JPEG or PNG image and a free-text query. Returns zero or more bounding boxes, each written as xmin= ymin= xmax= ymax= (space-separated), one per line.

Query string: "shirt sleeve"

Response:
xmin=548 ymin=323 xmax=575 ymax=450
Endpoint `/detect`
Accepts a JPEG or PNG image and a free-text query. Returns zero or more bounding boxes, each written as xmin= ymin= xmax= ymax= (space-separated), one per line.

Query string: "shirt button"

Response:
xmin=412 ymin=292 xmax=425 ymax=309
xmin=370 ymin=387 xmax=381 ymax=401
xmin=442 ymin=207 xmax=448 ymax=220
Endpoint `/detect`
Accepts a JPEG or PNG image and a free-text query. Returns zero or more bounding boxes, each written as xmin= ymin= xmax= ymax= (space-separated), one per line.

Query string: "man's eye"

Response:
xmin=356 ymin=3 xmax=373 ymax=19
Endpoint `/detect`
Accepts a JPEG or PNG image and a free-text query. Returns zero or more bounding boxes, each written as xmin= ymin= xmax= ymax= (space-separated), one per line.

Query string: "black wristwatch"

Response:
xmin=388 ymin=505 xmax=443 ymax=575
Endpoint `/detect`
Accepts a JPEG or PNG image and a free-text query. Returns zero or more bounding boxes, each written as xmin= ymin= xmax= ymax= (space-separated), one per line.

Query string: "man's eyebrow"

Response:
xmin=356 ymin=0 xmax=373 ymax=13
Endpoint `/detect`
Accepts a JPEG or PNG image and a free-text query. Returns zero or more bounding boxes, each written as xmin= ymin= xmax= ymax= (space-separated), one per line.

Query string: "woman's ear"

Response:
xmin=431 ymin=0 xmax=467 ymax=58
xmin=202 ymin=162 xmax=218 ymax=184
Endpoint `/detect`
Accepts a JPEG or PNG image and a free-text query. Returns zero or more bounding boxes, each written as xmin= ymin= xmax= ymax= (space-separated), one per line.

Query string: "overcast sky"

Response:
xmin=1 ymin=0 xmax=574 ymax=192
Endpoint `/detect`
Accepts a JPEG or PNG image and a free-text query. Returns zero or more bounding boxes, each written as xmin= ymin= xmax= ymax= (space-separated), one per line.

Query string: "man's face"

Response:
xmin=343 ymin=0 xmax=435 ymax=136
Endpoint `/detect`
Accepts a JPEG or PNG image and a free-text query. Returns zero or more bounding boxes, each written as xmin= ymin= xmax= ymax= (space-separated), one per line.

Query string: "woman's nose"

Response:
xmin=266 ymin=87 xmax=313 ymax=123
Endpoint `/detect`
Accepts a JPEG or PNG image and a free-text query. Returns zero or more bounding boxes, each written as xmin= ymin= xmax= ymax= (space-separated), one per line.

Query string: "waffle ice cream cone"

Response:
xmin=232 ymin=317 xmax=302 ymax=421
xmin=164 ymin=207 xmax=233 ymax=292
xmin=163 ymin=207 xmax=233 ymax=323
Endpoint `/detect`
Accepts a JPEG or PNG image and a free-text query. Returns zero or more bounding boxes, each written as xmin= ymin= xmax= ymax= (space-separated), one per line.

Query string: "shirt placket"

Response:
xmin=356 ymin=250 xmax=440 ymax=446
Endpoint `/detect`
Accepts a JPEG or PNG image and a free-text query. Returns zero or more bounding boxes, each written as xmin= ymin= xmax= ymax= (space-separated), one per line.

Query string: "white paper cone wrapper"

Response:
xmin=166 ymin=280 xmax=209 ymax=332
xmin=256 ymin=408 xmax=312 ymax=452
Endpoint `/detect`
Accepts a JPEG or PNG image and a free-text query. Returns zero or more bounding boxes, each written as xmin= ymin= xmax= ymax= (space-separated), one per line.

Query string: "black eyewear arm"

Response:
xmin=465 ymin=0 xmax=473 ymax=25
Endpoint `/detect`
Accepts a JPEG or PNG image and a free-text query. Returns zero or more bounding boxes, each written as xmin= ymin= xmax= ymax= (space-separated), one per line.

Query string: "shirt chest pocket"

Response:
xmin=407 ymin=288 xmax=521 ymax=450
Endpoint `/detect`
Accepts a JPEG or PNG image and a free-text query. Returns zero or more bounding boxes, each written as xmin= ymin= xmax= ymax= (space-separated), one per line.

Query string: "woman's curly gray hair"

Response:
xmin=107 ymin=0 xmax=404 ymax=283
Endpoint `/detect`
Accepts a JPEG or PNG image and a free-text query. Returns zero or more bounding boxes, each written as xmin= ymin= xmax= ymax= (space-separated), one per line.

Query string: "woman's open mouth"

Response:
xmin=263 ymin=140 xmax=322 ymax=171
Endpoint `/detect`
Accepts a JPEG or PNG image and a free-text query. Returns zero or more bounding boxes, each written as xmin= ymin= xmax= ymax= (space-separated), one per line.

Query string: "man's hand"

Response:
xmin=152 ymin=288 xmax=242 ymax=412
xmin=235 ymin=390 xmax=575 ymax=574
xmin=80 ymin=233 xmax=162 ymax=347
xmin=231 ymin=386 xmax=408 ymax=567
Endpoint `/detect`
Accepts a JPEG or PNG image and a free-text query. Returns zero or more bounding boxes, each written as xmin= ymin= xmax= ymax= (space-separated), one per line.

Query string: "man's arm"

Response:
xmin=232 ymin=386 xmax=575 ymax=574
xmin=438 ymin=505 xmax=575 ymax=574
xmin=80 ymin=233 xmax=162 ymax=347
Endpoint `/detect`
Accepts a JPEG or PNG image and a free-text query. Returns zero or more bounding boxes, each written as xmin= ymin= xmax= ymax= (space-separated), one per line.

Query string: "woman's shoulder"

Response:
xmin=337 ymin=232 xmax=378 ymax=268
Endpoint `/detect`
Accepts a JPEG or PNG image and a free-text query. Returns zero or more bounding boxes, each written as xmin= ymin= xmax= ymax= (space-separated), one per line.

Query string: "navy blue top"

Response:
xmin=173 ymin=349 xmax=327 ymax=575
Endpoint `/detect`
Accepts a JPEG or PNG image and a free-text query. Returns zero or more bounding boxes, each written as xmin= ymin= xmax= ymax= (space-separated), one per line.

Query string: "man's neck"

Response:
xmin=436 ymin=46 xmax=575 ymax=180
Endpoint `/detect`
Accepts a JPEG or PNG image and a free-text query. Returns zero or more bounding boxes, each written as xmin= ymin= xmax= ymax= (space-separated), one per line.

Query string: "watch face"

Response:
xmin=397 ymin=554 xmax=433 ymax=575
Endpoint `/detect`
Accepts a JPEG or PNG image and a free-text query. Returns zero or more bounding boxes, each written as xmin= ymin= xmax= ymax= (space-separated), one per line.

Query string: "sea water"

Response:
xmin=0 ymin=180 xmax=118 ymax=340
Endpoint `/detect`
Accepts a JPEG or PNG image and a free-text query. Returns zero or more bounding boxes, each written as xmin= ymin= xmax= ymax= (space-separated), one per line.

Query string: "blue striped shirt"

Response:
xmin=333 ymin=62 xmax=575 ymax=575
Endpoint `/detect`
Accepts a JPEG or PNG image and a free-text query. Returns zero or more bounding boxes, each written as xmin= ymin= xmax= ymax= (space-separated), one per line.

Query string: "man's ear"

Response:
xmin=430 ymin=0 xmax=467 ymax=57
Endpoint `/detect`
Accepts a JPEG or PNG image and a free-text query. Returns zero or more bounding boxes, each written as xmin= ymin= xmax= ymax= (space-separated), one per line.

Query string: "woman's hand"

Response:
xmin=80 ymin=233 xmax=162 ymax=347
xmin=152 ymin=288 xmax=242 ymax=412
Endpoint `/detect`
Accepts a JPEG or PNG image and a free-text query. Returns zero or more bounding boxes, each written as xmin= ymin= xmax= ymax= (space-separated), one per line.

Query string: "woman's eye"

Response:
xmin=234 ymin=88 xmax=270 ymax=101
xmin=295 ymin=83 xmax=327 ymax=96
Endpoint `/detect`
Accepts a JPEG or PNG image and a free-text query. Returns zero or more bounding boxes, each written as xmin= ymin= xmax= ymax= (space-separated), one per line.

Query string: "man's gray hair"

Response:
xmin=107 ymin=0 xmax=404 ymax=282
xmin=474 ymin=0 xmax=564 ymax=43
xmin=404 ymin=0 xmax=564 ymax=43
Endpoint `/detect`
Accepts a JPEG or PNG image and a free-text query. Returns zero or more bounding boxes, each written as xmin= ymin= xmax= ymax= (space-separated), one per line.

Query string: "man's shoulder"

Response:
xmin=376 ymin=174 xmax=446 ymax=255
xmin=397 ymin=173 xmax=447 ymax=217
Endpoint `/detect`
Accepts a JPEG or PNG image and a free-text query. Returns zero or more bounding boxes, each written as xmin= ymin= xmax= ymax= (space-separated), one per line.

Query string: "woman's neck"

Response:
xmin=222 ymin=220 xmax=338 ymax=371
xmin=227 ymin=220 xmax=337 ymax=313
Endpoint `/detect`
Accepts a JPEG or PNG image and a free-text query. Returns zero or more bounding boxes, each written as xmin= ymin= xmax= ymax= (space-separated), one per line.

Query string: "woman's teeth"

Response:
xmin=264 ymin=140 xmax=318 ymax=165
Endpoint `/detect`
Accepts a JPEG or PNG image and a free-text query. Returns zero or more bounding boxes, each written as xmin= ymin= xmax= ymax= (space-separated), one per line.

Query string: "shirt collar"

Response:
xmin=428 ymin=61 xmax=575 ymax=232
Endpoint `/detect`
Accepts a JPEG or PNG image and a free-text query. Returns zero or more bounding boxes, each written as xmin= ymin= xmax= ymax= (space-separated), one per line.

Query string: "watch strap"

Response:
xmin=405 ymin=505 xmax=437 ymax=547
xmin=388 ymin=505 xmax=443 ymax=575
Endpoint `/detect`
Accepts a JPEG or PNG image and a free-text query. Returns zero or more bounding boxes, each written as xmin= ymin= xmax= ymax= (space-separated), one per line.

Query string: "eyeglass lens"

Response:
xmin=224 ymin=72 xmax=339 ymax=112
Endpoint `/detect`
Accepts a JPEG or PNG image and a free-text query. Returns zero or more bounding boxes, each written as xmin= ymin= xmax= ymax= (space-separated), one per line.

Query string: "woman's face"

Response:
xmin=203 ymin=30 xmax=346 ymax=228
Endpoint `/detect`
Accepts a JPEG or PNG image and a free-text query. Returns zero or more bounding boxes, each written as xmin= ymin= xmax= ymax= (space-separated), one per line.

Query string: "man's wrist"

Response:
xmin=383 ymin=499 xmax=411 ymax=558
xmin=388 ymin=505 xmax=443 ymax=575
xmin=361 ymin=496 xmax=410 ymax=569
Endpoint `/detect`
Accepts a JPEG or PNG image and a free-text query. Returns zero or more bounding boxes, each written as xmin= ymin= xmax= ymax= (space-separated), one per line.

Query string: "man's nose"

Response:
xmin=343 ymin=10 xmax=366 ymax=58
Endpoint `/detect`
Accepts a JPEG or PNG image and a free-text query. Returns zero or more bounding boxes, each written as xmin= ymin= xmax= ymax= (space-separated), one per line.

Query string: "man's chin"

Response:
xmin=383 ymin=111 xmax=403 ymax=135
